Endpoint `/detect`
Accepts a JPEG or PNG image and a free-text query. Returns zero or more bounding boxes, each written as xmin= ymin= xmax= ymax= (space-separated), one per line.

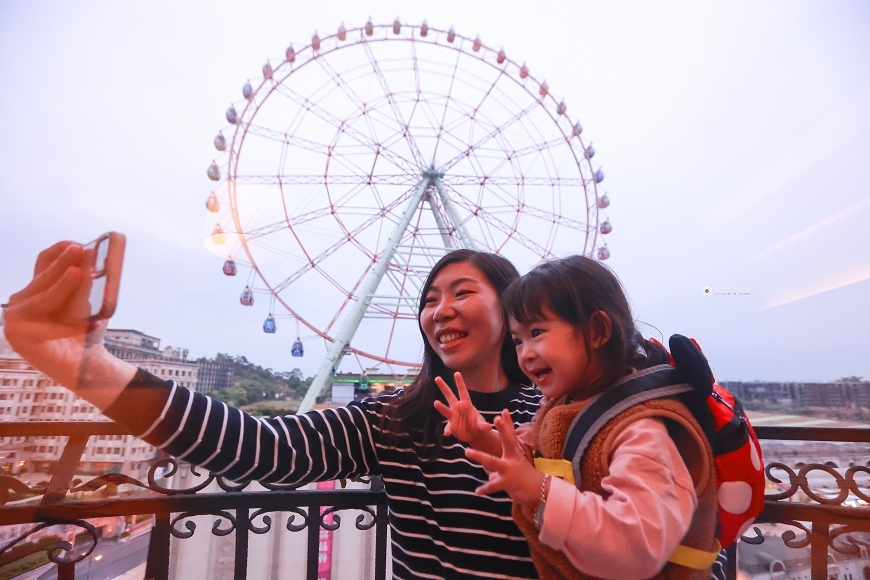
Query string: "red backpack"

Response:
xmin=560 ymin=335 xmax=765 ymax=549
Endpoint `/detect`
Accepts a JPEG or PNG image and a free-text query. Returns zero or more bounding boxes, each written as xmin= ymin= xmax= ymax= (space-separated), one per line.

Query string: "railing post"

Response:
xmin=306 ymin=504 xmax=320 ymax=580
xmin=42 ymin=435 xmax=89 ymax=505
xmin=57 ymin=561 xmax=75 ymax=580
xmin=145 ymin=514 xmax=171 ymax=580
xmin=724 ymin=543 xmax=737 ymax=580
xmin=234 ymin=507 xmax=250 ymax=580
xmin=810 ymin=522 xmax=828 ymax=580
xmin=375 ymin=501 xmax=388 ymax=580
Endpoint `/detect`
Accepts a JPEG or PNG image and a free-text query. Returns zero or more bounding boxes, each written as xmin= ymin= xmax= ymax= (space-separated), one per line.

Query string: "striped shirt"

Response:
xmin=105 ymin=369 xmax=542 ymax=579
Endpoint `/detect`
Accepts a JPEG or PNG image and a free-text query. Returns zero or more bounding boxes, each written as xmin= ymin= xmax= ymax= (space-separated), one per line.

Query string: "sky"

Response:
xmin=1 ymin=1 xmax=868 ymax=383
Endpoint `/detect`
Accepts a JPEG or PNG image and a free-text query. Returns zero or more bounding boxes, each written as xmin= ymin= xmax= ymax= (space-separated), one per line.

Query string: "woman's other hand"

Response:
xmin=2 ymin=241 xmax=135 ymax=408
xmin=465 ymin=409 xmax=543 ymax=507
xmin=434 ymin=372 xmax=502 ymax=454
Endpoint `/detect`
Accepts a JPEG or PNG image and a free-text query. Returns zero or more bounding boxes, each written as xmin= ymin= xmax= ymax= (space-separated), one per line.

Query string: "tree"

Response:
xmin=200 ymin=353 xmax=313 ymax=405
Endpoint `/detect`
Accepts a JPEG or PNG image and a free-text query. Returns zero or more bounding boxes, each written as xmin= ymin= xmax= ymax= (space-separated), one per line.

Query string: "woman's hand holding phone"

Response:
xmin=2 ymin=238 xmax=136 ymax=409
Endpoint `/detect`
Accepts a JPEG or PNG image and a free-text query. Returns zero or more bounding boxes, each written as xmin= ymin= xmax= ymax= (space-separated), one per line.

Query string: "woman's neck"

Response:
xmin=456 ymin=357 xmax=509 ymax=394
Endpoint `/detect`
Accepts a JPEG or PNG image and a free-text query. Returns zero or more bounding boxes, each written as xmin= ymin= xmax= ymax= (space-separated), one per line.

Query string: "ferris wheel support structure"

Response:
xmin=298 ymin=173 xmax=476 ymax=413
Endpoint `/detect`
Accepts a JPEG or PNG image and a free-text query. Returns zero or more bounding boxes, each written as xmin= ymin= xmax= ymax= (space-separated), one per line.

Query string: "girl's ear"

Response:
xmin=589 ymin=311 xmax=613 ymax=348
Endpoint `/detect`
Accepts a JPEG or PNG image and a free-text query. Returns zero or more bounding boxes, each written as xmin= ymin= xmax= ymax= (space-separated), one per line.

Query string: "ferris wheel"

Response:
xmin=203 ymin=19 xmax=612 ymax=412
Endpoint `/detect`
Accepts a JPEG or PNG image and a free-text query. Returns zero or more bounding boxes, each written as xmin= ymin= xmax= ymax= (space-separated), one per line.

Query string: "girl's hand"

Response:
xmin=465 ymin=409 xmax=544 ymax=507
xmin=3 ymin=241 xmax=135 ymax=408
xmin=434 ymin=372 xmax=493 ymax=445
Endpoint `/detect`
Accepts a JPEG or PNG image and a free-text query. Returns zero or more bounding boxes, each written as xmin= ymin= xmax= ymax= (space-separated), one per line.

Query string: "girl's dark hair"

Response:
xmin=502 ymin=255 xmax=669 ymax=387
xmin=382 ymin=249 xmax=525 ymax=457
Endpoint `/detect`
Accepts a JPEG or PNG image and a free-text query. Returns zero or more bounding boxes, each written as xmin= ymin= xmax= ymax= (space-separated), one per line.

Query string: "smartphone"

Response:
xmin=83 ymin=232 xmax=126 ymax=320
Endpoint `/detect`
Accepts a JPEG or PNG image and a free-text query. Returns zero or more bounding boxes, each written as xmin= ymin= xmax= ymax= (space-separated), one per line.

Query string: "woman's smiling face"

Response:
xmin=420 ymin=261 xmax=506 ymax=375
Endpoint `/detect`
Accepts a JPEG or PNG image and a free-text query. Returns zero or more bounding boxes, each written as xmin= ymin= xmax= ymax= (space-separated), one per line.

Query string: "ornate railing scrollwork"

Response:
xmin=319 ymin=506 xmax=342 ymax=531
xmin=0 ymin=519 xmax=98 ymax=564
xmin=764 ymin=461 xmax=856 ymax=505
xmin=248 ymin=509 xmax=273 ymax=534
xmin=149 ymin=458 xmax=216 ymax=495
xmin=0 ymin=475 xmax=48 ymax=506
xmin=779 ymin=521 xmax=813 ymax=549
xmin=216 ymin=476 xmax=251 ymax=493
xmin=169 ymin=510 xmax=238 ymax=539
xmin=211 ymin=511 xmax=238 ymax=537
xmin=260 ymin=481 xmax=305 ymax=491
xmin=739 ymin=526 xmax=765 ymax=545
xmin=354 ymin=506 xmax=378 ymax=531
xmin=285 ymin=507 xmax=310 ymax=532
xmin=828 ymin=525 xmax=867 ymax=555
xmin=845 ymin=465 xmax=870 ymax=502
xmin=70 ymin=472 xmax=150 ymax=497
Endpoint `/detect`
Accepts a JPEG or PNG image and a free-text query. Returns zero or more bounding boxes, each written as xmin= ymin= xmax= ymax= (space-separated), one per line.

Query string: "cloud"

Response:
xmin=708 ymin=85 xmax=870 ymax=230
xmin=747 ymin=194 xmax=870 ymax=263
xmin=763 ymin=263 xmax=870 ymax=309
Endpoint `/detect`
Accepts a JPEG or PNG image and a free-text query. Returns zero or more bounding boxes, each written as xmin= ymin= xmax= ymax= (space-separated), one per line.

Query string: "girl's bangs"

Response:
xmin=502 ymin=272 xmax=552 ymax=325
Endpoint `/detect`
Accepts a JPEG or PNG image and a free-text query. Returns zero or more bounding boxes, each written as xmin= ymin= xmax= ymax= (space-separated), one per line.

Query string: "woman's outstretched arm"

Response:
xmin=103 ymin=369 xmax=382 ymax=484
xmin=4 ymin=240 xmax=380 ymax=485
xmin=3 ymin=241 xmax=136 ymax=409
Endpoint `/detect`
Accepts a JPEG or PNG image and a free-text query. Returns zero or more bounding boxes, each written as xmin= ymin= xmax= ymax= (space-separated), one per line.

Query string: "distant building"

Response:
xmin=104 ymin=329 xmax=199 ymax=391
xmin=723 ymin=380 xmax=870 ymax=410
xmin=196 ymin=359 xmax=234 ymax=394
xmin=0 ymin=330 xmax=157 ymax=478
xmin=327 ymin=371 xmax=417 ymax=402
xmin=0 ymin=324 xmax=202 ymax=478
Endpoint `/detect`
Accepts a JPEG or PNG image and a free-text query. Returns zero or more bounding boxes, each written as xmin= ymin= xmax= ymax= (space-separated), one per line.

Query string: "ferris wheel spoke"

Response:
xmin=439 ymin=100 xmax=540 ymax=172
xmin=431 ymin=46 xmax=463 ymax=164
xmin=439 ymin=175 xmax=585 ymax=187
xmin=326 ymin=146 xmax=399 ymax=184
xmin=447 ymin=188 xmax=550 ymax=257
xmin=479 ymin=209 xmax=550 ymax=257
xmin=233 ymin=174 xmax=416 ymax=185
xmin=243 ymin=123 xmax=331 ymax=153
xmin=312 ymin=56 xmax=400 ymax=166
xmin=317 ymin=263 xmax=371 ymax=335
xmin=273 ymin=84 xmax=419 ymax=173
xmin=240 ymin=205 xmax=336 ymax=241
xmin=520 ymin=204 xmax=591 ymax=232
xmin=271 ymin=190 xmax=414 ymax=294
xmin=459 ymin=70 xmax=513 ymax=161
xmin=362 ymin=41 xmax=426 ymax=168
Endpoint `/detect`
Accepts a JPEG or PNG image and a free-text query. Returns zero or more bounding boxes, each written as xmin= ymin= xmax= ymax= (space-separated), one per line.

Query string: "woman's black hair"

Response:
xmin=502 ymin=255 xmax=669 ymax=387
xmin=382 ymin=249 xmax=525 ymax=458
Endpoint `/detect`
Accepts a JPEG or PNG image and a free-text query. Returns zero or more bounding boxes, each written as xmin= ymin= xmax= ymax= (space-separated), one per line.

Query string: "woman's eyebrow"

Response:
xmin=426 ymin=276 xmax=480 ymax=294
xmin=447 ymin=277 xmax=480 ymax=288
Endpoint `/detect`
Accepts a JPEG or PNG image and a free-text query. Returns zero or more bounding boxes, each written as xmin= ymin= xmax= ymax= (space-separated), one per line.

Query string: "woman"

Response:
xmin=3 ymin=242 xmax=542 ymax=579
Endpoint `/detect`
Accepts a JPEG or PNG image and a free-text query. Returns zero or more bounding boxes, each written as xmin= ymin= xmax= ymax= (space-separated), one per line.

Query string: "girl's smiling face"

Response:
xmin=509 ymin=307 xmax=610 ymax=401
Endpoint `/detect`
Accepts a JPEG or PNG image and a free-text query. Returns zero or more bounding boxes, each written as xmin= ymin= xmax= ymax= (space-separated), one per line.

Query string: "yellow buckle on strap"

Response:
xmin=533 ymin=457 xmax=575 ymax=485
xmin=667 ymin=540 xmax=722 ymax=570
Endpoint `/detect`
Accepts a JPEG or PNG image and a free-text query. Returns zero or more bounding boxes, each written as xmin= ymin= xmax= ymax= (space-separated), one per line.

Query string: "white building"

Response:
xmin=0 ymin=322 xmax=200 ymax=479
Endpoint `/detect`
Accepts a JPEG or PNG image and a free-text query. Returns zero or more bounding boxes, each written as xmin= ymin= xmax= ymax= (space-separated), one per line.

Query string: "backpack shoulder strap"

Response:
xmin=563 ymin=364 xmax=693 ymax=486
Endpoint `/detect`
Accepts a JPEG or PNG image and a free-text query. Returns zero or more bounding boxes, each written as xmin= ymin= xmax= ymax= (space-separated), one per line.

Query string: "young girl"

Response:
xmin=435 ymin=255 xmax=718 ymax=580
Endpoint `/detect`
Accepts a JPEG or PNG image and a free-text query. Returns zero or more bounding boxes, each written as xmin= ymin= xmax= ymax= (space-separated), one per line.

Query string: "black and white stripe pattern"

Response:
xmin=106 ymin=370 xmax=542 ymax=579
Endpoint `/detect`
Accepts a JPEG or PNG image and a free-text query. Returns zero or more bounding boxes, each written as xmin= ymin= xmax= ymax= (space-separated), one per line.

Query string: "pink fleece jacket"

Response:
xmin=516 ymin=417 xmax=697 ymax=580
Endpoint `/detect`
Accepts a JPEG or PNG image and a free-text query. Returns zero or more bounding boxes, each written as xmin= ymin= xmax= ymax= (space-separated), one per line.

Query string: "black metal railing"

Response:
xmin=0 ymin=421 xmax=867 ymax=580
xmin=0 ymin=422 xmax=388 ymax=580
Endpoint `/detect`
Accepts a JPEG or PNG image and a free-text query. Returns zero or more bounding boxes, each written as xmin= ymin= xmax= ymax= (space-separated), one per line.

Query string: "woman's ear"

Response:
xmin=589 ymin=311 xmax=612 ymax=348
